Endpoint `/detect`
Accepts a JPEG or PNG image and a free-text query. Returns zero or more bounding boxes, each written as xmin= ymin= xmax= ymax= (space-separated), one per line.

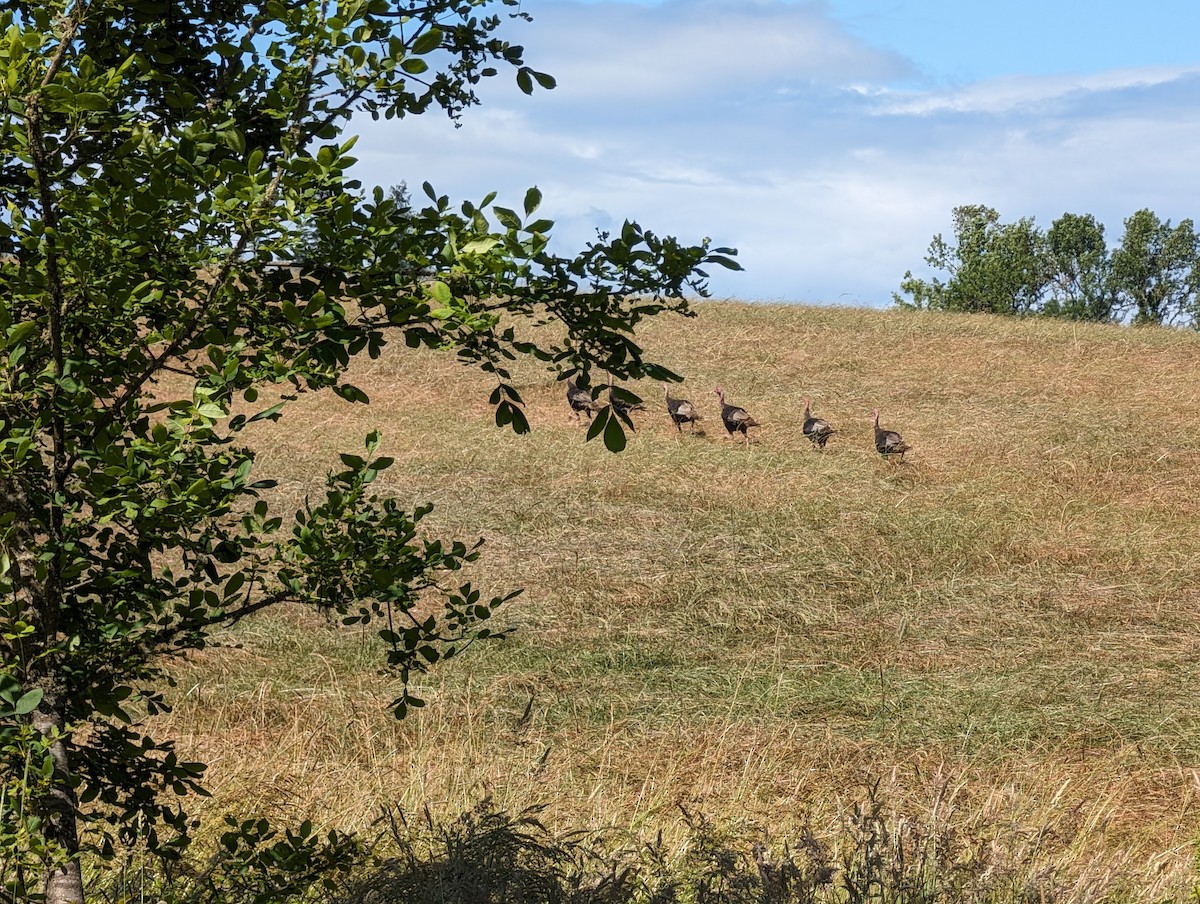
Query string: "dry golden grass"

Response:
xmin=156 ymin=303 xmax=1200 ymax=899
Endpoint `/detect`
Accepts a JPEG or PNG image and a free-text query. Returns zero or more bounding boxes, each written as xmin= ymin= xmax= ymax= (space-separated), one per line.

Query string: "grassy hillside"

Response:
xmin=158 ymin=302 xmax=1200 ymax=897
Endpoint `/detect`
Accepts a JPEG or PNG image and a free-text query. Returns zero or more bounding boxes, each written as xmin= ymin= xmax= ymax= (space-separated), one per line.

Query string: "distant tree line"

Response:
xmin=894 ymin=205 xmax=1200 ymax=326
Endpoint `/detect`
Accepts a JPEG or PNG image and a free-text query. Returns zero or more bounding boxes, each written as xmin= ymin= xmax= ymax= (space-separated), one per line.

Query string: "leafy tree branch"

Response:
xmin=0 ymin=2 xmax=741 ymax=901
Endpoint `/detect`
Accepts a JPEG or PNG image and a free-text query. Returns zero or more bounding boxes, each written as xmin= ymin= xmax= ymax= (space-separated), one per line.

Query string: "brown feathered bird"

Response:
xmin=714 ymin=386 xmax=759 ymax=443
xmin=565 ymin=379 xmax=600 ymax=422
xmin=801 ymin=397 xmax=836 ymax=449
xmin=872 ymin=408 xmax=911 ymax=462
xmin=663 ymin=383 xmax=702 ymax=433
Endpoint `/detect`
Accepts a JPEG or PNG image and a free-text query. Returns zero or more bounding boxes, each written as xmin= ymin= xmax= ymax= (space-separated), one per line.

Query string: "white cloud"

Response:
xmin=875 ymin=65 xmax=1200 ymax=116
xmin=348 ymin=3 xmax=1200 ymax=304
xmin=520 ymin=0 xmax=915 ymax=101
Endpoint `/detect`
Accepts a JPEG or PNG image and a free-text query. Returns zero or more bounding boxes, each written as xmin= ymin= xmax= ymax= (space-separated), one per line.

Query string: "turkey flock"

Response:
xmin=565 ymin=380 xmax=913 ymax=462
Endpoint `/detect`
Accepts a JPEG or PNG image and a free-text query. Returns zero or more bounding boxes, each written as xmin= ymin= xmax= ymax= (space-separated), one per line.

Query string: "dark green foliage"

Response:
xmin=896 ymin=206 xmax=1200 ymax=327
xmin=0 ymin=1 xmax=739 ymax=899
xmin=98 ymin=817 xmax=362 ymax=904
xmin=295 ymin=182 xmax=417 ymax=279
xmin=895 ymin=206 xmax=1051 ymax=316
xmin=1043 ymin=212 xmax=1114 ymax=321
xmin=1109 ymin=209 xmax=1200 ymax=326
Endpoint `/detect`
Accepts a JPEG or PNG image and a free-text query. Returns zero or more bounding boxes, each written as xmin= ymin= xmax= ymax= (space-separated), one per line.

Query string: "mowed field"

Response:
xmin=158 ymin=302 xmax=1200 ymax=895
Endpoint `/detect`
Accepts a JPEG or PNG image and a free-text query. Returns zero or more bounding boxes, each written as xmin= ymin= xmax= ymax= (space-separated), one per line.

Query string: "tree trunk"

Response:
xmin=32 ymin=701 xmax=86 ymax=904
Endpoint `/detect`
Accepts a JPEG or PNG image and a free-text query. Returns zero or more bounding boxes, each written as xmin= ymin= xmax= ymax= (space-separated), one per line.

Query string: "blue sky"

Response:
xmin=352 ymin=0 xmax=1200 ymax=305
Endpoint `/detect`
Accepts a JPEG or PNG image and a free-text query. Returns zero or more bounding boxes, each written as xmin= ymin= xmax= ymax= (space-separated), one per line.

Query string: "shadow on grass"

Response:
xmin=322 ymin=787 xmax=1114 ymax=904
xmin=91 ymin=783 xmax=1185 ymax=903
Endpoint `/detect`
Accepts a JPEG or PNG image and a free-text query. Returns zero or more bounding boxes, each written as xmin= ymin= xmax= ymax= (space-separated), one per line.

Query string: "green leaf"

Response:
xmin=494 ymin=206 xmax=521 ymax=230
xmin=412 ymin=28 xmax=443 ymax=55
xmin=603 ymin=411 xmax=627 ymax=452
xmin=5 ymin=321 xmax=39 ymax=348
xmin=499 ymin=403 xmax=529 ymax=435
xmin=586 ymin=406 xmax=610 ymax=443
xmin=197 ymin=403 xmax=226 ymax=420
xmin=461 ymin=237 xmax=499 ymax=255
xmin=333 ymin=384 xmax=369 ymax=404
xmin=516 ymin=67 xmax=534 ymax=95
xmin=13 ymin=688 xmax=43 ymax=716
xmin=707 ymin=254 xmax=743 ymax=271
xmin=221 ymin=127 xmax=246 ymax=154
xmin=248 ymin=403 xmax=284 ymax=424
xmin=72 ymin=92 xmax=111 ymax=111
xmin=523 ymin=186 xmax=542 ymax=216
xmin=224 ymin=571 xmax=246 ymax=599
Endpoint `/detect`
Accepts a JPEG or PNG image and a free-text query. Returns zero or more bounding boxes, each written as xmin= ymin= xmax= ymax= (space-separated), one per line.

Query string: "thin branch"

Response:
xmin=24 ymin=0 xmax=91 ymax=658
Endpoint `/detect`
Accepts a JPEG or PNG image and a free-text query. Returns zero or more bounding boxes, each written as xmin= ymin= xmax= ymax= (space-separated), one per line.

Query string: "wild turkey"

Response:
xmin=801 ymin=397 xmax=836 ymax=449
xmin=714 ymin=386 xmax=759 ymax=443
xmin=872 ymin=408 xmax=911 ymax=461
xmin=608 ymin=385 xmax=646 ymax=423
xmin=565 ymin=379 xmax=600 ymax=422
xmin=663 ymin=383 xmax=702 ymax=433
